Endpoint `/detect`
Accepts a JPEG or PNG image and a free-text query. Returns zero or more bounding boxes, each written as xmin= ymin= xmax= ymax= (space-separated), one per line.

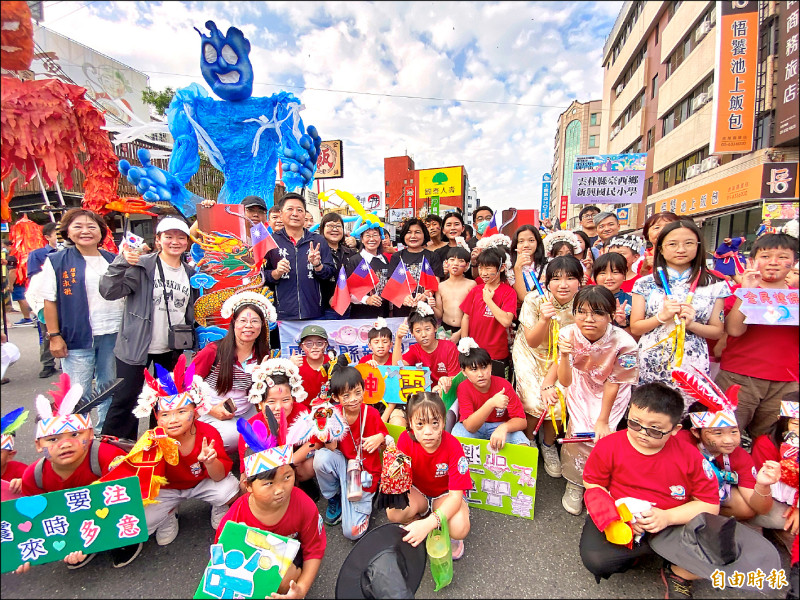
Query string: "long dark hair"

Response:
xmin=573 ymin=230 xmax=592 ymax=260
xmin=213 ymin=304 xmax=270 ymax=395
xmin=510 ymin=224 xmax=546 ymax=274
xmin=653 ymin=220 xmax=719 ymax=289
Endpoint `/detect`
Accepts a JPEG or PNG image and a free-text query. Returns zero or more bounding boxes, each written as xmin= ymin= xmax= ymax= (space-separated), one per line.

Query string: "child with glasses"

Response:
xmin=541 ymin=286 xmax=639 ymax=516
xmin=630 ymin=220 xmax=729 ymax=408
xmin=290 ymin=325 xmax=331 ymax=404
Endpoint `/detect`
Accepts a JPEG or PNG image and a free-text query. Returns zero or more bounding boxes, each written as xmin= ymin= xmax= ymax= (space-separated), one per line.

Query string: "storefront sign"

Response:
xmin=541 ymin=174 xmax=551 ymax=219
xmin=711 ymin=1 xmax=759 ymax=153
xmin=418 ymin=167 xmax=462 ymax=199
xmin=354 ymin=191 xmax=384 ymax=214
xmin=315 ymin=140 xmax=343 ymax=179
xmin=559 ymin=195 xmax=568 ymax=223
xmin=570 ymin=154 xmax=647 ymax=204
xmin=776 ymin=1 xmax=800 ymax=146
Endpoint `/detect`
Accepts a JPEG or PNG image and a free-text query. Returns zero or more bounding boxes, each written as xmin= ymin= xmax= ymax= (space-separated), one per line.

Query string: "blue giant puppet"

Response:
xmin=119 ymin=21 xmax=322 ymax=216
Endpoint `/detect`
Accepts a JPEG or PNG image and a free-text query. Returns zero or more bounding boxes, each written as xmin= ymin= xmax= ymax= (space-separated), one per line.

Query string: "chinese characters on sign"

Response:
xmin=569 ymin=154 xmax=647 ymax=205
xmin=541 ymin=174 xmax=551 ymax=219
xmin=712 ymin=1 xmax=759 ymax=153
xmin=314 ymin=140 xmax=343 ymax=179
xmin=417 ymin=167 xmax=463 ymax=200
xmin=710 ymin=568 xmax=789 ymax=591
xmin=734 ymin=288 xmax=799 ymax=325
xmin=776 ymin=1 xmax=800 ymax=145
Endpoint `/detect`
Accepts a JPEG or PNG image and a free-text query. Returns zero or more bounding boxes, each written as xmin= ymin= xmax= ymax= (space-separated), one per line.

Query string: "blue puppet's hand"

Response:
xmin=280 ymin=125 xmax=323 ymax=190
xmin=119 ymin=148 xmax=197 ymax=216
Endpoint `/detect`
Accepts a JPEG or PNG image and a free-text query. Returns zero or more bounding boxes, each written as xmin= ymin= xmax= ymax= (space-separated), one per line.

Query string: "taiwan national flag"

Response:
xmin=482 ymin=212 xmax=499 ymax=237
xmin=331 ymin=265 xmax=351 ymax=316
xmin=418 ymin=256 xmax=439 ymax=292
xmin=250 ymin=223 xmax=278 ymax=266
xmin=347 ymin=258 xmax=378 ymax=299
xmin=381 ymin=259 xmax=417 ymax=309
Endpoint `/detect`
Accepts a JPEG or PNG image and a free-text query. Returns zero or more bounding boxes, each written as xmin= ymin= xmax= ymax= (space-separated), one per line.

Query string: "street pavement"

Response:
xmin=0 ymin=324 xmax=791 ymax=598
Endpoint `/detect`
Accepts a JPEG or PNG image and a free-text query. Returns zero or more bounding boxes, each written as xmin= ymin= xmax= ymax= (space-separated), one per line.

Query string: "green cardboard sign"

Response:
xmin=1 ymin=476 xmax=148 ymax=572
xmin=386 ymin=424 xmax=539 ymax=520
xmin=194 ymin=521 xmax=301 ymax=599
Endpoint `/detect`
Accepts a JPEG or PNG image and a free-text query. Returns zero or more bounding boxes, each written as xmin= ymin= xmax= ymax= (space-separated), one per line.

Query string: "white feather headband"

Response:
xmin=372 ymin=317 xmax=389 ymax=331
xmin=35 ymin=374 xmax=92 ymax=439
xmin=543 ymin=230 xmax=580 ymax=256
xmin=476 ymin=233 xmax=512 ymax=251
xmin=249 ymin=358 xmax=308 ymax=405
xmin=221 ymin=291 xmax=278 ymax=323
xmin=415 ymin=301 xmax=434 ymax=317
xmin=607 ymin=233 xmax=644 ymax=253
xmin=457 ymin=337 xmax=480 ymax=355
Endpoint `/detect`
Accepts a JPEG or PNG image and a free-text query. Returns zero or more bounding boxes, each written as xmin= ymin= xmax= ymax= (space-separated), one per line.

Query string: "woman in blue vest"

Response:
xmin=41 ymin=209 xmax=123 ymax=428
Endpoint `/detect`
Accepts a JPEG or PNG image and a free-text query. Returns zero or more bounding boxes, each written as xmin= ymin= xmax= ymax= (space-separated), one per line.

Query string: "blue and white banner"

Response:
xmin=277 ymin=318 xmax=413 ymax=361
xmin=541 ymin=173 xmax=551 ymax=219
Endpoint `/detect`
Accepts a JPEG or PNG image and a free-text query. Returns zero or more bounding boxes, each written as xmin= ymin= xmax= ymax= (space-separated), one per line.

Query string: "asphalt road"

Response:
xmin=0 ymin=323 xmax=791 ymax=599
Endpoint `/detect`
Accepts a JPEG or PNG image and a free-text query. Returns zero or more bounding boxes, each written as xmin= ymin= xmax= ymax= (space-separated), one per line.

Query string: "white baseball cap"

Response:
xmin=156 ymin=217 xmax=191 ymax=237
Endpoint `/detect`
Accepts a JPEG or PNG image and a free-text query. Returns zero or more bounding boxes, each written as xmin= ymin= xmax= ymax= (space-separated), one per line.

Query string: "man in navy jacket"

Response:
xmin=263 ymin=193 xmax=335 ymax=320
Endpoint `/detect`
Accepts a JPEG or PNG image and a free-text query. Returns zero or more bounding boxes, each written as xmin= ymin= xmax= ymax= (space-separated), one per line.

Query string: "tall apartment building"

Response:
xmin=550 ymin=99 xmax=604 ymax=229
xmin=601 ymin=0 xmax=798 ymax=249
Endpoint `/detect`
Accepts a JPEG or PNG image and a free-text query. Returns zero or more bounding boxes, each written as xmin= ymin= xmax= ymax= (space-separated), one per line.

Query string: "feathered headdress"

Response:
xmin=286 ymin=394 xmax=349 ymax=446
xmin=220 ymin=291 xmax=277 ymax=323
xmin=476 ymin=233 xmax=511 ymax=251
xmin=415 ymin=301 xmax=434 ymax=318
xmin=372 ymin=317 xmax=389 ymax=331
xmin=607 ymin=233 xmax=644 ymax=253
xmin=238 ymin=409 xmax=293 ymax=478
xmin=35 ymin=374 xmax=92 ymax=439
xmin=672 ymin=366 xmax=740 ymax=429
xmin=457 ymin=337 xmax=479 ymax=355
xmin=543 ymin=230 xmax=580 ymax=256
xmin=248 ymin=358 xmax=307 ymax=405
xmin=1 ymin=407 xmax=29 ymax=450
xmin=133 ymin=355 xmax=211 ymax=418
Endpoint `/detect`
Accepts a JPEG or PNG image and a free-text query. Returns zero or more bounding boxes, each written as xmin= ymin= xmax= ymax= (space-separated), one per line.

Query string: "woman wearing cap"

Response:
xmin=40 ymin=208 xmax=124 ymax=429
xmin=99 ymin=216 xmax=199 ymax=441
xmin=193 ymin=291 xmax=276 ymax=456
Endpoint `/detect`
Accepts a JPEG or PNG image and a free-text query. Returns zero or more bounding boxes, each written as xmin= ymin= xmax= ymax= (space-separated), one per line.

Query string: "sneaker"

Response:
xmin=111 ymin=542 xmax=143 ymax=568
xmin=561 ymin=482 xmax=584 ymax=515
xmin=661 ymin=564 xmax=694 ymax=599
xmin=156 ymin=511 xmax=179 ymax=546
xmin=540 ymin=441 xmax=563 ymax=478
xmin=66 ymin=553 xmax=96 ymax=570
xmin=210 ymin=504 xmax=229 ymax=530
xmin=324 ymin=494 xmax=342 ymax=526
xmin=12 ymin=318 xmax=34 ymax=327
xmin=38 ymin=366 xmax=58 ymax=379
xmin=451 ymin=538 xmax=465 ymax=560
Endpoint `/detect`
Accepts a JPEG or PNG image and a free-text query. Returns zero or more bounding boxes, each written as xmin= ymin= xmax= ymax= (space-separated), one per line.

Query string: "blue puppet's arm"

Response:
xmin=167 ymin=84 xmax=204 ymax=186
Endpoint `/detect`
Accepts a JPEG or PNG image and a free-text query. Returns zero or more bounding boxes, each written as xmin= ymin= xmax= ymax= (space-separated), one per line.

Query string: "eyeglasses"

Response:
xmin=663 ymin=241 xmax=698 ymax=250
xmin=575 ymin=308 xmax=609 ymax=320
xmin=302 ymin=340 xmax=327 ymax=349
xmin=581 ymin=213 xmax=598 ymax=220
xmin=627 ymin=419 xmax=674 ymax=439
xmin=325 ymin=224 xmax=343 ymax=231
xmin=235 ymin=319 xmax=262 ymax=327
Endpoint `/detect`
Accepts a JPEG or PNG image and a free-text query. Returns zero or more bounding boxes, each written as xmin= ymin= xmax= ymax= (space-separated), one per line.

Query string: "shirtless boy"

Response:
xmin=435 ymin=247 xmax=476 ymax=344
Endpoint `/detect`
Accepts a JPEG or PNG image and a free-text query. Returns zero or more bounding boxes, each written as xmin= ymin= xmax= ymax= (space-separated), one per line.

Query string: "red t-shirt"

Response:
xmin=750 ymin=435 xmax=779 ymax=470
xmin=457 ymin=376 xmax=526 ymax=424
xmin=21 ymin=441 xmax=125 ymax=496
xmin=677 ymin=430 xmax=757 ymax=489
xmin=238 ymin=403 xmax=310 ymax=464
xmin=582 ymin=430 xmax=719 ymax=510
xmin=163 ymin=420 xmax=233 ymax=490
xmin=401 ymin=339 xmax=460 ymax=385
xmin=335 ymin=405 xmax=387 ymax=494
xmin=620 ymin=274 xmax=641 ymax=294
xmin=460 ymin=282 xmax=517 ymax=360
xmin=720 ymin=285 xmax=798 ymax=381
xmin=397 ymin=430 xmax=472 ymax=498
xmin=216 ymin=487 xmax=326 ymax=561
xmin=298 ymin=357 xmax=330 ymax=404
xmin=2 ymin=460 xmax=27 ymax=482
xmin=358 ymin=353 xmax=392 ymax=365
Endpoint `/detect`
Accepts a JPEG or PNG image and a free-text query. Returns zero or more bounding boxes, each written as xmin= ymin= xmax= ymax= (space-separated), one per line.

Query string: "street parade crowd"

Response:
xmin=1 ymin=196 xmax=799 ymax=600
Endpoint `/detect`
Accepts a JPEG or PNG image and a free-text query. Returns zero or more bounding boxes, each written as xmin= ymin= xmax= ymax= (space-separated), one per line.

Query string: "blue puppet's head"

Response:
xmin=195 ymin=20 xmax=253 ymax=102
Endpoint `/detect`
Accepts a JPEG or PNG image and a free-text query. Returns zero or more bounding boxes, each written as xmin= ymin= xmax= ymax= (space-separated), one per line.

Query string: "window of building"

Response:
xmin=609 ymin=0 xmax=645 ymax=67
xmin=661 ymin=75 xmax=714 ymax=137
xmin=664 ymin=5 xmax=716 ymax=80
xmin=562 ymin=120 xmax=581 ymax=199
xmin=590 ymin=112 xmax=599 ymax=126
xmin=612 ymin=90 xmax=645 ymax=131
xmin=614 ymin=46 xmax=646 ymax=96
xmin=651 ymin=74 xmax=658 ymax=99
xmin=624 ymin=137 xmax=642 ymax=154
xmin=655 ymin=23 xmax=659 ymax=46
xmin=589 ymin=135 xmax=599 ymax=148
xmin=646 ymin=126 xmax=655 ymax=150
xmin=385 ymin=181 xmax=390 ymax=187
xmin=655 ymin=146 xmax=710 ymax=191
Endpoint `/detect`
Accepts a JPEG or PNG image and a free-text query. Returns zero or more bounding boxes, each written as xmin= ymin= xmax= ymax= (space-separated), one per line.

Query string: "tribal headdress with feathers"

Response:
xmin=133 ymin=355 xmax=211 ymax=418
xmin=672 ymin=366 xmax=740 ymax=429
xmin=1 ymin=407 xmax=29 ymax=450
xmin=543 ymin=230 xmax=581 ymax=256
xmin=248 ymin=358 xmax=307 ymax=405
xmin=220 ymin=291 xmax=277 ymax=323
xmin=35 ymin=374 xmax=92 ymax=439
xmin=238 ymin=408 xmax=293 ymax=478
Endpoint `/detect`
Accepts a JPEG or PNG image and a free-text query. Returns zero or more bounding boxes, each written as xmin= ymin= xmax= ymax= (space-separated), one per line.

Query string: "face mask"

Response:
xmin=477 ymin=221 xmax=489 ymax=235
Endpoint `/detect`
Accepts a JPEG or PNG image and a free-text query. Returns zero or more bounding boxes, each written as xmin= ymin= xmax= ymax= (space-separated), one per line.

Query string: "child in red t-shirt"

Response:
xmin=360 ymin=318 xmax=406 ymax=427
xmin=720 ymin=232 xmax=799 ymax=437
xmin=451 ymin=341 xmax=528 ymax=450
xmin=393 ymin=306 xmax=460 ymax=394
xmin=239 ymin=359 xmax=314 ymax=484
xmin=134 ymin=360 xmax=240 ymax=548
xmin=1 ymin=407 xmax=29 ymax=499
xmin=386 ymin=392 xmax=472 ymax=560
xmin=580 ymin=382 xmax=778 ymax=597
xmin=460 ymin=246 xmax=518 ymax=379
xmin=290 ymin=324 xmax=331 ymax=404
xmin=312 ymin=357 xmax=388 ymax=540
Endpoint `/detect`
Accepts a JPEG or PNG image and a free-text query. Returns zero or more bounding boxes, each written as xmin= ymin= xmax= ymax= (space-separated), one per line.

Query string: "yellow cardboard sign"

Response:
xmin=418 ymin=167 xmax=462 ymax=199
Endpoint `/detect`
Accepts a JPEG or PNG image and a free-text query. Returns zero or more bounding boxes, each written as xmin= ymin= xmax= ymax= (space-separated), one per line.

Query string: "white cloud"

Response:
xmin=39 ymin=0 xmax=623 ymax=216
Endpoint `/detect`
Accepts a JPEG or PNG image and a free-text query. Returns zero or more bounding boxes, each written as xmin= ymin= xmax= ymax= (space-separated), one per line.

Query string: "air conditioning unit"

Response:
xmin=686 ymin=164 xmax=702 ymax=179
xmin=696 ymin=20 xmax=711 ymax=42
xmin=616 ymin=83 xmax=624 ymax=95
xmin=700 ymin=156 xmax=720 ymax=172
xmin=693 ymin=93 xmax=708 ymax=110
xmin=706 ymin=87 xmax=713 ymax=101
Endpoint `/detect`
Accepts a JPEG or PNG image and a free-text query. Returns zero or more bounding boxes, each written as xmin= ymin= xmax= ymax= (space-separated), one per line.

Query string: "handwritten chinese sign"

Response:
xmin=734 ymin=288 xmax=799 ymax=325
xmin=1 ymin=476 xmax=147 ymax=572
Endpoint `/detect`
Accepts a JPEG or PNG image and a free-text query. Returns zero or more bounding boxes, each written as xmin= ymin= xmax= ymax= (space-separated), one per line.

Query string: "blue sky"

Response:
xmin=41 ymin=0 xmax=623 ymax=214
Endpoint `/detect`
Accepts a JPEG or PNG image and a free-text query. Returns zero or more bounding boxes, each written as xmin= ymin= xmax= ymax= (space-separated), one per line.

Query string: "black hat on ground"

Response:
xmin=335 ymin=523 xmax=427 ymax=599
xmin=242 ymin=195 xmax=267 ymax=210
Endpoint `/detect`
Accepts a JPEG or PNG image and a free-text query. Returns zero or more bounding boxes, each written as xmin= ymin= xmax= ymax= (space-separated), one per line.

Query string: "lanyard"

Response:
xmin=345 ymin=404 xmax=366 ymax=465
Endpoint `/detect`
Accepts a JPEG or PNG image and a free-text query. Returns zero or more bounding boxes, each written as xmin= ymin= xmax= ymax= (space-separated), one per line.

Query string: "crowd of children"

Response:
xmin=3 ymin=212 xmax=798 ymax=600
